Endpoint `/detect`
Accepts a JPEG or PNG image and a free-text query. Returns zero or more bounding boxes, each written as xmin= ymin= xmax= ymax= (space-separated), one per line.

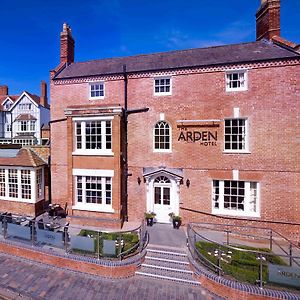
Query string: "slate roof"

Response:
xmin=54 ymin=40 xmax=300 ymax=79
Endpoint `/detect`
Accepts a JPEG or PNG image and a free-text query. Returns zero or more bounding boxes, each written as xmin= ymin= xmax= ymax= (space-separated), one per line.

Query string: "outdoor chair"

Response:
xmin=56 ymin=203 xmax=68 ymax=218
xmin=37 ymin=219 xmax=45 ymax=230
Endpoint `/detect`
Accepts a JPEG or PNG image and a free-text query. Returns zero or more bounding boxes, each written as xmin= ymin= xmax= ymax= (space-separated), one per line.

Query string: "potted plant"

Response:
xmin=144 ymin=212 xmax=156 ymax=226
xmin=169 ymin=212 xmax=182 ymax=229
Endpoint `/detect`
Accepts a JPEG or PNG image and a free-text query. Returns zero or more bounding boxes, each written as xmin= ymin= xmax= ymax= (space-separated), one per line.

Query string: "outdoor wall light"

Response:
xmin=186 ymin=179 xmax=190 ymax=188
xmin=137 ymin=177 xmax=141 ymax=185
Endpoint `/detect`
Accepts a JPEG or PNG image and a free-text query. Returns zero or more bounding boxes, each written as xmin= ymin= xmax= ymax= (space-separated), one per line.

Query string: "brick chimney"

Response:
xmin=0 ymin=85 xmax=8 ymax=96
xmin=40 ymin=81 xmax=48 ymax=107
xmin=60 ymin=23 xmax=75 ymax=65
xmin=256 ymin=0 xmax=280 ymax=41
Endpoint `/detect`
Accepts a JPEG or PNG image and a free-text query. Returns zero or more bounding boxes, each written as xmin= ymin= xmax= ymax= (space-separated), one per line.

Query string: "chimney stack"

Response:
xmin=0 ymin=85 xmax=8 ymax=96
xmin=60 ymin=23 xmax=75 ymax=65
xmin=256 ymin=0 xmax=280 ymax=41
xmin=40 ymin=81 xmax=48 ymax=107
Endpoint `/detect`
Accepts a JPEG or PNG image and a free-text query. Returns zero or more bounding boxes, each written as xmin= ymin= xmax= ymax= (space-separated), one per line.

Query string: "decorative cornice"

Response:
xmin=52 ymin=58 xmax=300 ymax=85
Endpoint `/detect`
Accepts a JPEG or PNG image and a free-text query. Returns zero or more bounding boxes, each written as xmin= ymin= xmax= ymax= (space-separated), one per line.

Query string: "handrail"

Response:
xmin=188 ymin=223 xmax=300 ymax=259
xmin=190 ymin=221 xmax=300 ymax=250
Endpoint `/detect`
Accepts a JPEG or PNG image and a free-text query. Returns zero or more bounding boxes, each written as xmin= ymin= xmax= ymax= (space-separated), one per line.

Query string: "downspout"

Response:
xmin=123 ymin=64 xmax=129 ymax=222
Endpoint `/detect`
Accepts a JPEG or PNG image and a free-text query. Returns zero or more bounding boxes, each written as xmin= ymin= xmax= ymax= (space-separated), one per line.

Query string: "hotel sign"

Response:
xmin=268 ymin=264 xmax=300 ymax=288
xmin=177 ymin=119 xmax=220 ymax=146
xmin=178 ymin=131 xmax=217 ymax=146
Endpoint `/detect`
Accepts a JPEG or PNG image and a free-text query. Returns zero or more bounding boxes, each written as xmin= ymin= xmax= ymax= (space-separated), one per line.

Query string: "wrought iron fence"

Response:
xmin=187 ymin=222 xmax=300 ymax=290
xmin=0 ymin=212 xmax=148 ymax=261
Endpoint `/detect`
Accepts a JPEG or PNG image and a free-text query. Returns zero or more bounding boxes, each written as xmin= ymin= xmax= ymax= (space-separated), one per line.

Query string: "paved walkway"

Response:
xmin=0 ymin=253 xmax=217 ymax=300
xmin=147 ymin=223 xmax=187 ymax=248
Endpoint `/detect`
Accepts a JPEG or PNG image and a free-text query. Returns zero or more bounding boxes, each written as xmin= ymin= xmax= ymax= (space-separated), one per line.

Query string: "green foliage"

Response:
xmin=195 ymin=241 xmax=287 ymax=284
xmin=77 ymin=229 xmax=139 ymax=258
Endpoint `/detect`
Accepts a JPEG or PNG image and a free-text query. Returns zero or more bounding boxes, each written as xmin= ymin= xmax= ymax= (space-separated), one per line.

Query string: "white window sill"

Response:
xmin=154 ymin=93 xmax=172 ymax=96
xmin=89 ymin=96 xmax=105 ymax=100
xmin=153 ymin=149 xmax=172 ymax=153
xmin=72 ymin=205 xmax=115 ymax=214
xmin=223 ymin=150 xmax=251 ymax=154
xmin=225 ymin=88 xmax=248 ymax=92
xmin=212 ymin=209 xmax=260 ymax=218
xmin=0 ymin=197 xmax=36 ymax=204
xmin=72 ymin=150 xmax=114 ymax=156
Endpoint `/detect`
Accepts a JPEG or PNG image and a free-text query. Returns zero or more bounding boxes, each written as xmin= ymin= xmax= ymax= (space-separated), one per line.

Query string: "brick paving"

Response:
xmin=0 ymin=253 xmax=218 ymax=300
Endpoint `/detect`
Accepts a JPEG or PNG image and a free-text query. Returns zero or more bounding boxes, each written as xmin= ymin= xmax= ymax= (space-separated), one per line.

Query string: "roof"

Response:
xmin=0 ymin=147 xmax=46 ymax=167
xmin=54 ymin=40 xmax=300 ymax=79
xmin=15 ymin=114 xmax=37 ymax=121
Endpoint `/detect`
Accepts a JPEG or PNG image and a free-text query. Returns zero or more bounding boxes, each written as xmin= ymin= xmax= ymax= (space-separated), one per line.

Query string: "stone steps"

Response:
xmin=135 ymin=246 xmax=200 ymax=285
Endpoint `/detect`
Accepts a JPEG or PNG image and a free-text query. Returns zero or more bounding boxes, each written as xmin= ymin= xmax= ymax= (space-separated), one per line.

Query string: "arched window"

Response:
xmin=154 ymin=176 xmax=171 ymax=184
xmin=154 ymin=121 xmax=171 ymax=151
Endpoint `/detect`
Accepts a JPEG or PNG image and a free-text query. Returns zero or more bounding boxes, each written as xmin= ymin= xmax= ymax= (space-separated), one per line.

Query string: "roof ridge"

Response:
xmin=29 ymin=147 xmax=48 ymax=164
xmin=72 ymin=40 xmax=261 ymax=65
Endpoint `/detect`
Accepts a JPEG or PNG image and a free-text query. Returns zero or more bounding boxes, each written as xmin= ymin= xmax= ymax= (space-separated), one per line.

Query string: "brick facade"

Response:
xmin=50 ymin=1 xmax=300 ymax=239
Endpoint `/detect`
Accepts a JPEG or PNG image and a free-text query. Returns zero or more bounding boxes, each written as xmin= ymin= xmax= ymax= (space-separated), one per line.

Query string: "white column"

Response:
xmin=31 ymin=169 xmax=37 ymax=202
xmin=41 ymin=167 xmax=45 ymax=199
xmin=17 ymin=170 xmax=22 ymax=199
xmin=5 ymin=169 xmax=9 ymax=198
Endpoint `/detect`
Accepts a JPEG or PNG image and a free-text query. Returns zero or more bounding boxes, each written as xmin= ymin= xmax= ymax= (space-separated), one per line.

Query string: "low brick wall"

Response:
xmin=189 ymin=256 xmax=300 ymax=300
xmin=0 ymin=240 xmax=140 ymax=279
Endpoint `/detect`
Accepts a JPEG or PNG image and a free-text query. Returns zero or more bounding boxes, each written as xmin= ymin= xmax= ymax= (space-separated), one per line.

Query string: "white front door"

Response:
xmin=153 ymin=176 xmax=173 ymax=223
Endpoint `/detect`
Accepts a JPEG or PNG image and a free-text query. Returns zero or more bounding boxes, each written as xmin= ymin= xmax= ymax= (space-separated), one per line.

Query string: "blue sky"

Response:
xmin=0 ymin=0 xmax=299 ymax=96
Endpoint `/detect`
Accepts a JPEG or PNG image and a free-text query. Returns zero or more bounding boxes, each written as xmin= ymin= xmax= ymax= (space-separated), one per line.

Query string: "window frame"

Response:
xmin=223 ymin=118 xmax=249 ymax=153
xmin=73 ymin=170 xmax=114 ymax=213
xmin=225 ymin=70 xmax=248 ymax=92
xmin=153 ymin=76 xmax=172 ymax=96
xmin=212 ymin=179 xmax=260 ymax=217
xmin=89 ymin=82 xmax=105 ymax=100
xmin=73 ymin=116 xmax=114 ymax=156
xmin=153 ymin=120 xmax=172 ymax=153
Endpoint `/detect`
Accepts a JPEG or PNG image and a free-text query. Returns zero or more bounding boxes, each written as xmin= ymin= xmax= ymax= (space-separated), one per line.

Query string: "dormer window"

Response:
xmin=89 ymin=82 xmax=105 ymax=99
xmin=226 ymin=70 xmax=247 ymax=92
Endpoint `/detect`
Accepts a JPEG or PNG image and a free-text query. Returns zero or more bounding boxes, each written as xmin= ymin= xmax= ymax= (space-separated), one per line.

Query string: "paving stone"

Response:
xmin=0 ymin=253 xmax=218 ymax=300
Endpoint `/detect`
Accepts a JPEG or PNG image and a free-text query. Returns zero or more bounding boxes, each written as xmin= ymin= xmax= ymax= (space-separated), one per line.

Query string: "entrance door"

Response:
xmin=153 ymin=176 xmax=172 ymax=223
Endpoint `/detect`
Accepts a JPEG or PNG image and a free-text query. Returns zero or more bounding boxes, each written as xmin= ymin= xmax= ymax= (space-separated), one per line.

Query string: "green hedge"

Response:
xmin=195 ymin=241 xmax=286 ymax=284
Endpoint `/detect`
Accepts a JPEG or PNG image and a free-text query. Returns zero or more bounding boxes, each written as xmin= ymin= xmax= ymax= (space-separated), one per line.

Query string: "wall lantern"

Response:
xmin=186 ymin=179 xmax=190 ymax=188
xmin=137 ymin=177 xmax=141 ymax=185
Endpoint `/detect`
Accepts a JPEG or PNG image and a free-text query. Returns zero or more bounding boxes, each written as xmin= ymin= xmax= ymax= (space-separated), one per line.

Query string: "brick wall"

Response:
xmin=51 ymin=60 xmax=300 ymax=238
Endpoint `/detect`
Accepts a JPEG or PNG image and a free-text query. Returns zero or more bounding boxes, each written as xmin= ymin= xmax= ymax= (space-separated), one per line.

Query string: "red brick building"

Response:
xmin=50 ymin=1 xmax=300 ymax=239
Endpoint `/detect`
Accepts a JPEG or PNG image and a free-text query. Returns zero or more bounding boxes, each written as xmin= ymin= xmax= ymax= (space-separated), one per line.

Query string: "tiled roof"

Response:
xmin=54 ymin=40 xmax=300 ymax=79
xmin=0 ymin=148 xmax=46 ymax=167
xmin=15 ymin=114 xmax=37 ymax=121
xmin=30 ymin=146 xmax=50 ymax=163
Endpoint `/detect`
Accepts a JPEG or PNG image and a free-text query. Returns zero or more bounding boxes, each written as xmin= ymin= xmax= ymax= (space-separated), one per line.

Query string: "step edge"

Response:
xmin=135 ymin=272 xmax=201 ymax=285
xmin=147 ymin=249 xmax=187 ymax=256
xmin=141 ymin=263 xmax=193 ymax=274
xmin=145 ymin=256 xmax=189 ymax=265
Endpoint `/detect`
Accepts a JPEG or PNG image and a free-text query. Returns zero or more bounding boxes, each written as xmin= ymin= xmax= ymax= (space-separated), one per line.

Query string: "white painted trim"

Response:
xmin=72 ymin=205 xmax=115 ymax=213
xmin=225 ymin=69 xmax=248 ymax=92
xmin=153 ymin=76 xmax=172 ymax=96
xmin=233 ymin=107 xmax=240 ymax=118
xmin=232 ymin=170 xmax=239 ymax=181
xmin=88 ymin=81 xmax=105 ymax=100
xmin=159 ymin=113 xmax=165 ymax=121
xmin=72 ymin=150 xmax=114 ymax=156
xmin=9 ymin=91 xmax=39 ymax=110
xmin=72 ymin=169 xmax=114 ymax=177
xmin=72 ymin=116 xmax=114 ymax=121
xmin=153 ymin=120 xmax=172 ymax=153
